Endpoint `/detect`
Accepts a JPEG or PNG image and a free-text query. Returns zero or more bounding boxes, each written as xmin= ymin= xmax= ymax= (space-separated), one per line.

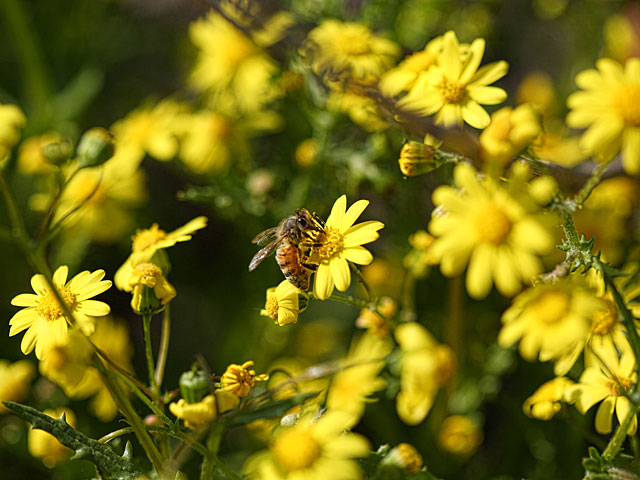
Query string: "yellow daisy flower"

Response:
xmin=0 ymin=359 xmax=35 ymax=413
xmin=128 ymin=263 xmax=176 ymax=313
xmin=311 ymin=195 xmax=384 ymax=301
xmin=244 ymin=410 xmax=370 ymax=480
xmin=9 ymin=266 xmax=112 ymax=359
xmin=261 ymin=280 xmax=305 ymax=326
xmin=169 ymin=390 xmax=239 ymax=429
xmin=566 ymin=347 xmax=637 ymax=435
xmin=28 ymin=408 xmax=75 ymax=468
xmin=566 ymin=57 xmax=640 ymax=173
xmin=523 ymin=377 xmax=574 ymax=420
xmin=221 ymin=360 xmax=269 ymax=397
xmin=437 ymin=415 xmax=483 ymax=456
xmin=301 ymin=19 xmax=400 ymax=80
xmin=114 ymin=216 xmax=207 ymax=290
xmin=497 ymin=278 xmax=605 ymax=364
xmin=429 ymin=163 xmax=555 ymax=299
xmin=399 ymin=30 xmax=508 ymax=128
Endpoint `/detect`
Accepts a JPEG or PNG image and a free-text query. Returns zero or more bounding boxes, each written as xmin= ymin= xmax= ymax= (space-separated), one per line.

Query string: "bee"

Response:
xmin=249 ymin=209 xmax=326 ymax=291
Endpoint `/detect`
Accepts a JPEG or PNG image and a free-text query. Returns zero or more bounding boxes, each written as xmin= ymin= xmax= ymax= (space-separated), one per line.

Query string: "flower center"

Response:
xmin=534 ymin=291 xmax=571 ymax=324
xmin=314 ymin=226 xmax=344 ymax=262
xmin=439 ymin=77 xmax=466 ymax=103
xmin=271 ymin=427 xmax=321 ymax=472
xmin=608 ymin=375 xmax=633 ymax=396
xmin=36 ymin=286 xmax=77 ymax=322
xmin=474 ymin=204 xmax=512 ymax=244
xmin=337 ymin=31 xmax=371 ymax=56
xmin=614 ymin=83 xmax=640 ymax=127
xmin=132 ymin=224 xmax=167 ymax=252
xmin=591 ymin=299 xmax=618 ymax=336
xmin=265 ymin=297 xmax=279 ymax=319
xmin=133 ymin=263 xmax=163 ymax=287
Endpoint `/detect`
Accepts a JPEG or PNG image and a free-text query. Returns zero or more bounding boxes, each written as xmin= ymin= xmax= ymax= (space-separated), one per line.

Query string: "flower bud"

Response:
xmin=76 ymin=127 xmax=115 ymax=168
xmin=381 ymin=442 xmax=424 ymax=474
xmin=41 ymin=138 xmax=74 ymax=166
xmin=398 ymin=140 xmax=439 ymax=176
xmin=179 ymin=370 xmax=211 ymax=404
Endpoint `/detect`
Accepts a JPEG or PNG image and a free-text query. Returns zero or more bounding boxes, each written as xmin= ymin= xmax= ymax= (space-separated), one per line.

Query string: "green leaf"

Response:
xmin=3 ymin=401 xmax=142 ymax=480
xmin=223 ymin=391 xmax=319 ymax=428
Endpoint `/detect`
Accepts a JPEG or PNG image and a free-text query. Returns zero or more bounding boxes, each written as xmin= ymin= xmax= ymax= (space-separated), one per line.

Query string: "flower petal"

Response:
xmin=313 ymin=263 xmax=334 ymax=300
xmin=53 ymin=265 xmax=69 ymax=286
xmin=326 ymin=195 xmax=347 ymax=227
xmin=344 ymin=221 xmax=384 ymax=247
xmin=11 ymin=293 xmax=39 ymax=307
xmin=330 ymin=257 xmax=351 ymax=292
xmin=76 ymin=300 xmax=111 ymax=316
xmin=342 ymin=246 xmax=373 ymax=265
xmin=337 ymin=199 xmax=369 ymax=232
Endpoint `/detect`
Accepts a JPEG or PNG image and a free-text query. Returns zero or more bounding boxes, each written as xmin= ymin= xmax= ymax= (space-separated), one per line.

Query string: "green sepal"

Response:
xmin=3 ymin=401 xmax=142 ymax=480
xmin=223 ymin=391 xmax=319 ymax=428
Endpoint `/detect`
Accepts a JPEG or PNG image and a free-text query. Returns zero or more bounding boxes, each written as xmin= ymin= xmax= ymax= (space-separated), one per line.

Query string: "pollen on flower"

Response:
xmin=439 ymin=78 xmax=466 ymax=103
xmin=315 ymin=226 xmax=344 ymax=261
xmin=132 ymin=224 xmax=167 ymax=252
xmin=132 ymin=263 xmax=163 ymax=286
xmin=475 ymin=204 xmax=511 ymax=244
xmin=534 ymin=291 xmax=571 ymax=324
xmin=614 ymin=84 xmax=640 ymax=126
xmin=607 ymin=375 xmax=633 ymax=396
xmin=271 ymin=427 xmax=321 ymax=471
xmin=36 ymin=287 xmax=77 ymax=321
xmin=221 ymin=361 xmax=269 ymax=397
xmin=591 ymin=299 xmax=618 ymax=335
xmin=264 ymin=296 xmax=279 ymax=319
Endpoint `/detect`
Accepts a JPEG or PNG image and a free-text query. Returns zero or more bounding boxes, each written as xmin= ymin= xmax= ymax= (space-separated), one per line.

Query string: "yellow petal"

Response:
xmin=76 ymin=300 xmax=111 ymax=316
xmin=622 ymin=127 xmax=640 ymax=175
xmin=344 ymin=221 xmax=384 ymax=247
xmin=52 ymin=266 xmax=69 ymax=286
xmin=337 ymin=199 xmax=369 ymax=232
xmin=330 ymin=257 xmax=351 ymax=292
xmin=313 ymin=263 xmax=334 ymax=300
xmin=342 ymin=246 xmax=373 ymax=265
xmin=326 ymin=195 xmax=347 ymax=227
xmin=11 ymin=293 xmax=38 ymax=307
xmin=466 ymin=244 xmax=493 ymax=299
xmin=595 ymin=397 xmax=615 ymax=434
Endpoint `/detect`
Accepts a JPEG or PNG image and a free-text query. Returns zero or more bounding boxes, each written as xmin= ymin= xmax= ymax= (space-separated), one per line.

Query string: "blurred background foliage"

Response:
xmin=0 ymin=0 xmax=637 ymax=478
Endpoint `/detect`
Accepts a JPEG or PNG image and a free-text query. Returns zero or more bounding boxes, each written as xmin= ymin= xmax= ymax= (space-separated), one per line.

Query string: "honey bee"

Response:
xmin=249 ymin=209 xmax=326 ymax=291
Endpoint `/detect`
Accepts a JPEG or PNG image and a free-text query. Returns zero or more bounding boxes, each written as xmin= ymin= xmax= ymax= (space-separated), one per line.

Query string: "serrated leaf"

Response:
xmin=3 ymin=401 xmax=142 ymax=480
xmin=223 ymin=392 xmax=319 ymax=428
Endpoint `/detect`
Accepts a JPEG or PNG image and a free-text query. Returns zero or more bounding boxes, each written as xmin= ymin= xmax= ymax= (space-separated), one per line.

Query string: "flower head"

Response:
xmin=480 ymin=104 xmax=541 ymax=165
xmin=0 ymin=104 xmax=26 ymax=153
xmin=523 ymin=377 xmax=574 ymax=420
xmin=382 ymin=443 xmax=423 ymax=474
xmin=567 ymin=57 xmax=640 ymax=173
xmin=128 ymin=263 xmax=176 ymax=313
xmin=169 ymin=390 xmax=240 ymax=429
xmin=0 ymin=359 xmax=35 ymax=413
xmin=438 ymin=415 xmax=483 ymax=456
xmin=28 ymin=408 xmax=75 ymax=468
xmin=261 ymin=280 xmax=305 ymax=326
xmin=244 ymin=410 xmax=369 ymax=480
xmin=9 ymin=266 xmax=112 ymax=359
xmin=399 ymin=31 xmax=508 ymax=128
xmin=221 ymin=360 xmax=269 ymax=397
xmin=311 ymin=195 xmax=384 ymax=300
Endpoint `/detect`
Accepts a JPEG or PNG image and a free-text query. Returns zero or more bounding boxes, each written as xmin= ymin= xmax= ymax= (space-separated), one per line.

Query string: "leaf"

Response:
xmin=223 ymin=392 xmax=319 ymax=428
xmin=3 ymin=401 xmax=142 ymax=480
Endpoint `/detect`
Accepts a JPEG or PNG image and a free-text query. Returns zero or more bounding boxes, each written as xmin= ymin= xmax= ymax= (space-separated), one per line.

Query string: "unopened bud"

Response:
xmin=42 ymin=138 xmax=74 ymax=166
xmin=398 ymin=141 xmax=439 ymax=176
xmin=76 ymin=127 xmax=115 ymax=168
xmin=179 ymin=370 xmax=211 ymax=404
xmin=381 ymin=442 xmax=423 ymax=474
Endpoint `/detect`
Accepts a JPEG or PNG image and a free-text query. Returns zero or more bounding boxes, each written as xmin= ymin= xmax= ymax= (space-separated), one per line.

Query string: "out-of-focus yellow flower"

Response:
xmin=395 ymin=322 xmax=456 ymax=425
xmin=429 ymin=163 xmax=555 ymax=299
xmin=114 ymin=216 xmax=207 ymax=290
xmin=295 ymin=138 xmax=317 ymax=167
xmin=0 ymin=359 xmax=35 ymax=413
xmin=604 ymin=14 xmax=640 ymax=62
xmin=128 ymin=263 xmax=176 ymax=313
xmin=17 ymin=133 xmax=59 ymax=174
xmin=438 ymin=415 xmax=483 ymax=456
xmin=261 ymin=280 xmax=305 ymax=326
xmin=221 ymin=360 xmax=269 ymax=397
xmin=301 ymin=20 xmax=399 ymax=80
xmin=177 ymin=111 xmax=235 ymax=174
xmin=110 ymin=99 xmax=185 ymax=173
xmin=362 ymin=258 xmax=405 ymax=298
xmin=326 ymin=332 xmax=392 ymax=421
xmin=9 ymin=265 xmax=111 ymax=359
xmin=516 ymin=72 xmax=556 ymax=114
xmin=523 ymin=377 xmax=574 ymax=420
xmin=566 ymin=346 xmax=637 ymax=435
xmin=399 ymin=31 xmax=508 ymax=129
xmin=190 ymin=11 xmax=282 ymax=114
xmin=169 ymin=390 xmax=239 ymax=429
xmin=355 ymin=297 xmax=396 ymax=337
xmin=0 ymin=104 xmax=26 ymax=152
xmin=45 ymin=159 xmax=147 ymax=244
xmin=567 ymin=57 xmax=640 ymax=174
xmin=326 ymin=85 xmax=388 ymax=132
xmin=498 ymin=278 xmax=605 ymax=366
xmin=480 ymin=104 xmax=541 ymax=166
xmin=403 ymin=230 xmax=438 ymax=278
xmin=533 ymin=127 xmax=588 ymax=168
xmin=382 ymin=443 xmax=423 ymax=474
xmin=244 ymin=410 xmax=369 ymax=480
xmin=28 ymin=408 xmax=75 ymax=468
xmin=311 ymin=195 xmax=384 ymax=300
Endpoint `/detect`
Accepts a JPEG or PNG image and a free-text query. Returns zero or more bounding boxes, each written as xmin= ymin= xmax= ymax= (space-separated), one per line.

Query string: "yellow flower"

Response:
xmin=301 ymin=19 xmax=399 ymax=80
xmin=311 ymin=195 xmax=384 ymax=300
xmin=326 ymin=85 xmax=389 ymax=132
xmin=110 ymin=99 xmax=185 ymax=172
xmin=429 ymin=163 xmax=555 ymax=299
xmin=438 ymin=415 xmax=483 ymax=456
xmin=567 ymin=57 xmax=640 ymax=174
xmin=0 ymin=359 xmax=35 ymax=413
xmin=566 ymin=347 xmax=637 ymax=435
xmin=516 ymin=71 xmax=556 ymax=115
xmin=221 ymin=360 xmax=269 ymax=397
xmin=114 ymin=216 xmax=207 ymax=290
xmin=523 ymin=377 xmax=574 ymax=420
xmin=0 ymin=104 xmax=26 ymax=151
xmin=399 ymin=31 xmax=508 ymax=128
xmin=46 ymin=159 xmax=147 ymax=244
xmin=9 ymin=265 xmax=112 ymax=359
xmin=177 ymin=111 xmax=235 ymax=173
xmin=403 ymin=230 xmax=438 ymax=278
xmin=498 ymin=278 xmax=605 ymax=365
xmin=17 ymin=133 xmax=59 ymax=174
xmin=169 ymin=390 xmax=239 ymax=429
xmin=395 ymin=322 xmax=456 ymax=425
xmin=533 ymin=123 xmax=587 ymax=168
xmin=604 ymin=14 xmax=640 ymax=63
xmin=326 ymin=332 xmax=392 ymax=421
xmin=480 ymin=104 xmax=541 ymax=166
xmin=261 ymin=280 xmax=305 ymax=326
xmin=295 ymin=139 xmax=317 ymax=167
xmin=28 ymin=408 xmax=75 ymax=468
xmin=397 ymin=140 xmax=439 ymax=177
xmin=128 ymin=263 xmax=176 ymax=313
xmin=244 ymin=410 xmax=370 ymax=480
xmin=382 ymin=443 xmax=423 ymax=474
xmin=189 ymin=11 xmax=282 ymax=113
xmin=355 ymin=297 xmax=396 ymax=338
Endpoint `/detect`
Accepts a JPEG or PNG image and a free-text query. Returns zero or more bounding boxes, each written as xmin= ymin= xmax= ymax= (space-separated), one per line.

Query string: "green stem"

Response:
xmin=142 ymin=312 xmax=158 ymax=394
xmin=35 ymin=164 xmax=81 ymax=245
xmin=602 ymin=403 xmax=640 ymax=461
xmin=155 ymin=306 xmax=171 ymax=388
xmin=0 ymin=171 xmax=29 ymax=242
xmin=327 ymin=292 xmax=370 ymax=309
xmin=350 ymin=264 xmax=371 ymax=302
xmin=573 ymin=159 xmax=614 ymax=207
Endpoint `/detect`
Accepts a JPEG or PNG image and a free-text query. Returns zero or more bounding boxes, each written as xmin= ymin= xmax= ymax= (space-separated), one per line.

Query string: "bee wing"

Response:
xmin=252 ymin=227 xmax=279 ymax=246
xmin=249 ymin=235 xmax=285 ymax=271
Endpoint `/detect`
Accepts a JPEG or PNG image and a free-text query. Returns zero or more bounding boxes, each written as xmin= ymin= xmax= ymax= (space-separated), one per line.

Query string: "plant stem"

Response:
xmin=573 ymin=159 xmax=613 ymax=207
xmin=607 ymin=279 xmax=640 ymax=390
xmin=155 ymin=306 xmax=171 ymax=388
xmin=602 ymin=403 xmax=640 ymax=462
xmin=327 ymin=292 xmax=370 ymax=309
xmin=142 ymin=312 xmax=158 ymax=394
